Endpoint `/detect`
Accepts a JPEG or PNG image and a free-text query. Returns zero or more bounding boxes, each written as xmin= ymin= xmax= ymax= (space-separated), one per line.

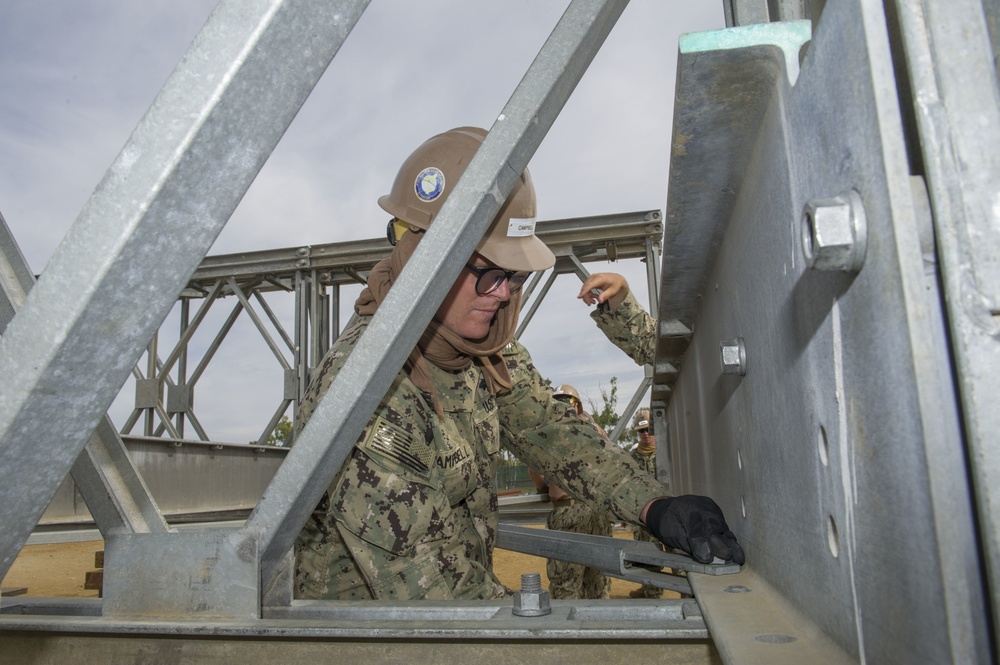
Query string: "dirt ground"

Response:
xmin=2 ymin=525 xmax=675 ymax=600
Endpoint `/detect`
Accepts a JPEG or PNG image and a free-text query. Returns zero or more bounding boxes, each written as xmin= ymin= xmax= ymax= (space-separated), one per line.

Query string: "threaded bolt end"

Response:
xmin=520 ymin=573 xmax=542 ymax=593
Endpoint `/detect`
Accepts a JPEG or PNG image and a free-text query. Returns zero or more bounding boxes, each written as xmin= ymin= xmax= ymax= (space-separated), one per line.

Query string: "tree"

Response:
xmin=265 ymin=415 xmax=293 ymax=446
xmin=587 ymin=376 xmax=637 ymax=449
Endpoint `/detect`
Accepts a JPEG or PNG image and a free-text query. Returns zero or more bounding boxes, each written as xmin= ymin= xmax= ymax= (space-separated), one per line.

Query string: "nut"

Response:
xmin=720 ymin=338 xmax=747 ymax=376
xmin=512 ymin=572 xmax=551 ymax=617
xmin=801 ymin=190 xmax=867 ymax=272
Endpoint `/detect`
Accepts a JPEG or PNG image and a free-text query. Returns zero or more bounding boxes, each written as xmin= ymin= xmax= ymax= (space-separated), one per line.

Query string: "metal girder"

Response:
xmin=184 ymin=209 xmax=662 ymax=293
xmin=892 ymin=0 xmax=1000 ymax=647
xmin=0 ymin=0 xmax=370 ymax=581
xmin=658 ymin=1 xmax=990 ymax=663
xmin=652 ymin=19 xmax=812 ymax=407
xmin=2 ymin=596 xmax=716 ymax=656
xmin=691 ymin=570 xmax=854 ymax=665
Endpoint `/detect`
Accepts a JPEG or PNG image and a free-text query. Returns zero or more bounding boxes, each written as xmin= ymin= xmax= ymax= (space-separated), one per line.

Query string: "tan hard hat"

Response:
xmin=552 ymin=384 xmax=581 ymax=402
xmin=632 ymin=408 xmax=651 ymax=430
xmin=378 ymin=127 xmax=555 ymax=272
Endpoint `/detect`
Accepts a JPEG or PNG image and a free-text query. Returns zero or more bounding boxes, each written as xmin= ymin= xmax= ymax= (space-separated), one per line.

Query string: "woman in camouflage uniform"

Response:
xmin=294 ymin=128 xmax=743 ymax=601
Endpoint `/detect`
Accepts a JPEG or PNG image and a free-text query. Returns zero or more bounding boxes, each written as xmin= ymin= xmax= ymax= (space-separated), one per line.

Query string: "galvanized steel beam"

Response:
xmin=1 ymin=212 xmax=169 ymax=540
xmin=184 ymin=209 xmax=662 ymax=293
xmin=1 ymin=597 xmax=717 ymax=660
xmin=892 ymin=0 xmax=1000 ymax=645
xmin=660 ymin=2 xmax=990 ymax=662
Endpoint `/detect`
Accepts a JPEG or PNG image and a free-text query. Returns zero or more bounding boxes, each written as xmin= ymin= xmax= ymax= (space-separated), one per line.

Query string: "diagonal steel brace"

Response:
xmin=0 ymin=211 xmax=168 ymax=539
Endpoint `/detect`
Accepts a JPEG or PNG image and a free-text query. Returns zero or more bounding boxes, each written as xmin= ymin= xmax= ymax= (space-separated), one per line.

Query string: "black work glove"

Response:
xmin=645 ymin=495 xmax=745 ymax=565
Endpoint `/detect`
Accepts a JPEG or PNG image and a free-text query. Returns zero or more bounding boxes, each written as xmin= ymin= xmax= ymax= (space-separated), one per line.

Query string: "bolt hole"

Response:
xmin=756 ymin=634 xmax=797 ymax=644
xmin=827 ymin=515 xmax=840 ymax=558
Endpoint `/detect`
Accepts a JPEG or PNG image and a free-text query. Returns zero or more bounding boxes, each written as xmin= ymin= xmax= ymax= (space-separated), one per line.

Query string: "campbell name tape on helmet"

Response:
xmin=507 ymin=217 xmax=536 ymax=237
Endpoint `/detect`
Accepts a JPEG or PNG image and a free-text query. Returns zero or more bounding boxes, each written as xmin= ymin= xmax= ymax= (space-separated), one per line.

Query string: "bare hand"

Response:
xmin=578 ymin=273 xmax=629 ymax=306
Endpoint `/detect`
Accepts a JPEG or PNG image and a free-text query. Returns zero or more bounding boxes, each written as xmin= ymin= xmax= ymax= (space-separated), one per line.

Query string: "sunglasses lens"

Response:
xmin=474 ymin=269 xmax=503 ymax=295
xmin=470 ymin=264 xmax=532 ymax=296
xmin=508 ymin=272 xmax=528 ymax=293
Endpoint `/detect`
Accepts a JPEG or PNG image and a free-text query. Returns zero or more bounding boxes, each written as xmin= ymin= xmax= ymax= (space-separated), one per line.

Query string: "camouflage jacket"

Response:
xmin=589 ymin=290 xmax=656 ymax=366
xmin=629 ymin=447 xmax=660 ymax=546
xmin=294 ymin=315 xmax=665 ymax=601
xmin=630 ymin=447 xmax=656 ymax=477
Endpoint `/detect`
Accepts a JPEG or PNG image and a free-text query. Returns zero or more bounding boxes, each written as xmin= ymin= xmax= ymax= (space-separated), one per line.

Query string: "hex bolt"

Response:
xmin=512 ymin=572 xmax=551 ymax=617
xmin=801 ymin=189 xmax=867 ymax=272
xmin=720 ymin=338 xmax=747 ymax=376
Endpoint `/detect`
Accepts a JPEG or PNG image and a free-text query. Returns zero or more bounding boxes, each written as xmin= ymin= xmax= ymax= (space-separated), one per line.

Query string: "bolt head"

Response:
xmin=801 ymin=191 xmax=867 ymax=272
xmin=720 ymin=338 xmax=746 ymax=376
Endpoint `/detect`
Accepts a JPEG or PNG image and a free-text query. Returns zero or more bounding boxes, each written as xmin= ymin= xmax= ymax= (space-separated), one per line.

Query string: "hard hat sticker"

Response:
xmin=507 ymin=217 xmax=536 ymax=237
xmin=414 ymin=167 xmax=445 ymax=202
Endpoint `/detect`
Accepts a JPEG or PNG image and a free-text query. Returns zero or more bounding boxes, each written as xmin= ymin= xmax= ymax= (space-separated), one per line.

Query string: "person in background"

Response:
xmin=627 ymin=407 xmax=664 ymax=599
xmin=294 ymin=127 xmax=744 ymax=601
xmin=529 ymin=384 xmax=614 ymax=599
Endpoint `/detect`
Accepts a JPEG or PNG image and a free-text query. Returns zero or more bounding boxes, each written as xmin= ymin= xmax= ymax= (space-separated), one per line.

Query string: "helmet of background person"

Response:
xmin=632 ymin=408 xmax=651 ymax=430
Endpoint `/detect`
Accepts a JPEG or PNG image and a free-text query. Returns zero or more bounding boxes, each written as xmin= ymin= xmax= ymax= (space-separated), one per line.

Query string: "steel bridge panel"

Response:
xmin=658 ymin=1 xmax=990 ymax=663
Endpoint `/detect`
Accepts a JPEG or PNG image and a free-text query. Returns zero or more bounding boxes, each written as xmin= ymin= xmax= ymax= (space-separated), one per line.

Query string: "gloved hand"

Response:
xmin=645 ymin=495 xmax=745 ymax=565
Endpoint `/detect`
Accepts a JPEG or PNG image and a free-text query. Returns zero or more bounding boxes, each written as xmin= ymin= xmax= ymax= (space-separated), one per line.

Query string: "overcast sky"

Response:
xmin=0 ymin=1 xmax=724 ymax=444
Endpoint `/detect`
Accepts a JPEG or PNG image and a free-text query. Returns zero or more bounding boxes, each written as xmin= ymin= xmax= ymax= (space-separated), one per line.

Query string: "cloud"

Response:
xmin=3 ymin=1 xmax=724 ymax=442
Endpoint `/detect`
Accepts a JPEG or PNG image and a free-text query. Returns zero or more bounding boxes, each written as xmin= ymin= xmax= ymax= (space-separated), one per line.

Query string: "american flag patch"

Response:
xmin=361 ymin=416 xmax=434 ymax=477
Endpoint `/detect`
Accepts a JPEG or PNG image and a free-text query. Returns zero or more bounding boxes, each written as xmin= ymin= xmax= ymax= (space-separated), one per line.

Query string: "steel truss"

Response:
xmin=119 ymin=209 xmax=662 ymax=448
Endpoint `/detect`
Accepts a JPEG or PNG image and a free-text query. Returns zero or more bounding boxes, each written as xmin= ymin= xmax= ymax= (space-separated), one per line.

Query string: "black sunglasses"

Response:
xmin=465 ymin=263 xmax=529 ymax=296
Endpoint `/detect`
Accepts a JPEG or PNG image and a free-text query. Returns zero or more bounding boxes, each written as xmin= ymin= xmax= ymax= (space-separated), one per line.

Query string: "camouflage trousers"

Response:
xmin=545 ymin=500 xmax=613 ymax=600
